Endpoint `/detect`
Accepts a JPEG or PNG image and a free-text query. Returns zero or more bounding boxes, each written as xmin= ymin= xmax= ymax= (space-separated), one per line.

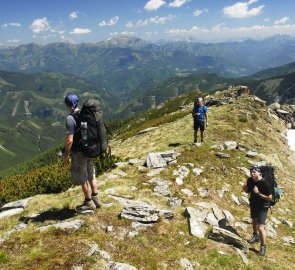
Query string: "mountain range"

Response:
xmin=1 ymin=35 xmax=295 ymax=93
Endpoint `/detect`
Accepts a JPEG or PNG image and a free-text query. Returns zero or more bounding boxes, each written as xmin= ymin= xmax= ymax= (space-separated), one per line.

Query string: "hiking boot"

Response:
xmin=76 ymin=199 xmax=96 ymax=212
xmin=248 ymin=234 xmax=260 ymax=244
xmin=259 ymin=244 xmax=266 ymax=256
xmin=92 ymin=195 xmax=102 ymax=208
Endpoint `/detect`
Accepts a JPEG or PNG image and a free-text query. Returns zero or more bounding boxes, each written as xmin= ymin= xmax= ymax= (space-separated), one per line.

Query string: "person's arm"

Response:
xmin=253 ymin=186 xmax=272 ymax=202
xmin=63 ymin=134 xmax=73 ymax=165
xmin=205 ymin=112 xmax=208 ymax=126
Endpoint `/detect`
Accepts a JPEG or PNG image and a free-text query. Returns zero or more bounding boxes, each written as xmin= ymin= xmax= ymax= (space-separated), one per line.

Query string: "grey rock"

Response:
xmin=108 ymin=262 xmax=138 ymax=270
xmin=39 ymin=219 xmax=84 ymax=232
xmin=265 ymin=222 xmax=277 ymax=238
xmin=239 ymin=196 xmax=249 ymax=206
xmin=118 ymin=199 xmax=174 ymax=223
xmin=179 ymin=258 xmax=194 ymax=270
xmin=242 ymin=217 xmax=252 ymax=224
xmin=283 ymin=220 xmax=293 ymax=228
xmin=168 ymin=197 xmax=182 ymax=208
xmin=235 ymin=222 xmax=248 ymax=232
xmin=0 ymin=222 xmax=27 ymax=244
xmin=115 ymin=162 xmax=129 ymax=167
xmin=270 ymin=217 xmax=281 ymax=225
xmin=175 ymin=177 xmax=184 ymax=185
xmin=1 ymin=197 xmax=32 ymax=211
xmin=174 ymin=166 xmax=190 ymax=178
xmin=98 ymin=248 xmax=111 ymax=261
xmin=269 ymin=102 xmax=281 ymax=111
xmin=106 ymin=226 xmax=114 ymax=233
xmin=192 ymin=168 xmax=203 ymax=176
xmin=0 ymin=208 xmax=24 ymax=219
xmin=211 ymin=144 xmax=224 ymax=151
xmin=197 ymin=188 xmax=209 ymax=198
xmin=246 ymin=150 xmax=258 ymax=158
xmin=195 ymin=202 xmax=217 ymax=210
xmin=277 ymin=109 xmax=290 ymax=115
xmin=153 ymin=185 xmax=171 ymax=197
xmin=72 ymin=267 xmax=83 ymax=270
xmin=282 ymin=236 xmax=295 ymax=245
xmin=181 ymin=189 xmax=194 ymax=197
xmin=231 ymin=194 xmax=241 ymax=205
xmin=138 ymin=127 xmax=157 ymax=135
xmin=117 ymin=170 xmax=128 ymax=177
xmin=254 ymin=96 xmax=266 ymax=106
xmin=223 ymin=210 xmax=235 ymax=226
xmin=129 ymin=186 xmax=138 ymax=191
xmin=209 ymin=226 xmax=250 ymax=251
xmin=145 ymin=153 xmax=167 ymax=169
xmin=147 ymin=168 xmax=165 ymax=177
xmin=87 ymin=243 xmax=99 ymax=257
xmin=105 ymin=188 xmax=117 ymax=195
xmin=235 ymin=248 xmax=249 ymax=265
xmin=240 ymin=167 xmax=250 ymax=177
xmin=224 ymin=141 xmax=238 ymax=150
xmin=215 ymin=152 xmax=231 ymax=158
xmin=107 ymin=174 xmax=118 ymax=179
xmin=184 ymin=163 xmax=194 ymax=168
xmin=184 ymin=207 xmax=208 ymax=238
xmin=213 ymin=207 xmax=225 ymax=221
xmin=205 ymin=213 xmax=219 ymax=227
xmin=147 ymin=178 xmax=170 ymax=186
xmin=129 ymin=159 xmax=144 ymax=165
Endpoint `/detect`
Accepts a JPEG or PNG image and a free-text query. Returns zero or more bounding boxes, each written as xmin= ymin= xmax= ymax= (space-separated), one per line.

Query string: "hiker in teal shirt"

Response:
xmin=192 ymin=97 xmax=208 ymax=144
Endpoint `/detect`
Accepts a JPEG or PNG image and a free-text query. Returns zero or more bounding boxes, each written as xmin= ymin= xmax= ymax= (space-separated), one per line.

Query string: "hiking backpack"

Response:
xmin=72 ymin=99 xmax=108 ymax=158
xmin=260 ymin=165 xmax=282 ymax=206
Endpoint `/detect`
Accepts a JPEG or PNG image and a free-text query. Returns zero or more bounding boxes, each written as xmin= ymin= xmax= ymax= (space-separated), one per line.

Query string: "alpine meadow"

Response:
xmin=0 ymin=1 xmax=295 ymax=270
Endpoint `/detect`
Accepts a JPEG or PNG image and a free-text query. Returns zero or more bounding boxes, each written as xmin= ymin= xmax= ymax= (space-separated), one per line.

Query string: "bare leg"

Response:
xmin=81 ymin=181 xmax=92 ymax=199
xmin=252 ymin=218 xmax=259 ymax=234
xmin=194 ymin=130 xmax=198 ymax=143
xmin=88 ymin=178 xmax=98 ymax=194
xmin=201 ymin=131 xmax=204 ymax=142
xmin=258 ymin=224 xmax=266 ymax=245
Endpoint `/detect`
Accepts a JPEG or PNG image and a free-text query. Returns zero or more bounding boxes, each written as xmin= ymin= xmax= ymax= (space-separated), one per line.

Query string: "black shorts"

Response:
xmin=194 ymin=120 xmax=205 ymax=131
xmin=250 ymin=206 xmax=269 ymax=225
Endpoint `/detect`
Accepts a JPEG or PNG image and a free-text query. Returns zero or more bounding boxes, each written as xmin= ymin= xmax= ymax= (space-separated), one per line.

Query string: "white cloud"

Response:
xmin=126 ymin=14 xmax=176 ymax=28
xmin=144 ymin=0 xmax=166 ymax=11
xmin=166 ymin=23 xmax=295 ymax=41
xmin=193 ymin=9 xmax=208 ymax=17
xmin=69 ymin=11 xmax=78 ymax=20
xmin=145 ymin=31 xmax=159 ymax=37
xmin=223 ymin=0 xmax=265 ymax=19
xmin=169 ymin=0 xmax=190 ymax=8
xmin=264 ymin=18 xmax=270 ymax=22
xmin=30 ymin=17 xmax=52 ymax=33
xmin=274 ymin=16 xmax=289 ymax=25
xmin=109 ymin=31 xmax=137 ymax=36
xmin=99 ymin=16 xmax=119 ymax=27
xmin=69 ymin=28 xmax=92 ymax=34
xmin=1 ymin=22 xmax=21 ymax=28
xmin=6 ymin=39 xmax=20 ymax=43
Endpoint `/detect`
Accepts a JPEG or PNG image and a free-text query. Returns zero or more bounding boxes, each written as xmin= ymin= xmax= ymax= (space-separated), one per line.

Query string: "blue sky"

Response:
xmin=1 ymin=0 xmax=294 ymax=45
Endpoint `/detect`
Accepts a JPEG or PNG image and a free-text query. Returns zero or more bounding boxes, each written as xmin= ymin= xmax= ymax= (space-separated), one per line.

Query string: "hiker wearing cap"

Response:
xmin=64 ymin=93 xmax=101 ymax=212
xmin=242 ymin=165 xmax=272 ymax=256
xmin=192 ymin=97 xmax=208 ymax=144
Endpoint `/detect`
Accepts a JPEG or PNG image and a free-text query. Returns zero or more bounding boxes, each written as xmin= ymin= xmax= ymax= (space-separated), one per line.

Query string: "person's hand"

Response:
xmin=253 ymin=186 xmax=259 ymax=194
xmin=206 ymin=122 xmax=208 ymax=127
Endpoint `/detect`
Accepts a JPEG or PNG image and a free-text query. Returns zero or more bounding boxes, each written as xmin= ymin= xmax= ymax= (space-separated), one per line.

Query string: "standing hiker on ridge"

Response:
xmin=192 ymin=97 xmax=208 ymax=144
xmin=63 ymin=93 xmax=101 ymax=212
xmin=242 ymin=165 xmax=272 ymax=256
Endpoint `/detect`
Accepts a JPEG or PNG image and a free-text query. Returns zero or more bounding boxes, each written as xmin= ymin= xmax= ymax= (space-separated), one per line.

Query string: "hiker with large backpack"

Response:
xmin=242 ymin=165 xmax=272 ymax=256
xmin=63 ymin=93 xmax=107 ymax=213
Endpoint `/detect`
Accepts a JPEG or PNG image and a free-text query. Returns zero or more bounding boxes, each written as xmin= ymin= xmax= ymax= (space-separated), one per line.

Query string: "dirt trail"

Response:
xmin=11 ymin=98 xmax=20 ymax=117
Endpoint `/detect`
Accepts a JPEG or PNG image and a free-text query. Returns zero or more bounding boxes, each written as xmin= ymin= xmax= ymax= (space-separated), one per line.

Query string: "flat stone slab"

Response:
xmin=138 ymin=127 xmax=157 ymax=135
xmin=184 ymin=207 xmax=208 ymax=238
xmin=108 ymin=262 xmax=138 ymax=270
xmin=1 ymin=197 xmax=32 ymax=211
xmin=39 ymin=219 xmax=84 ymax=232
xmin=110 ymin=196 xmax=174 ymax=223
xmin=215 ymin=152 xmax=231 ymax=158
xmin=209 ymin=226 xmax=250 ymax=251
xmin=146 ymin=153 xmax=167 ymax=169
xmin=0 ymin=208 xmax=24 ymax=219
xmin=224 ymin=141 xmax=238 ymax=150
